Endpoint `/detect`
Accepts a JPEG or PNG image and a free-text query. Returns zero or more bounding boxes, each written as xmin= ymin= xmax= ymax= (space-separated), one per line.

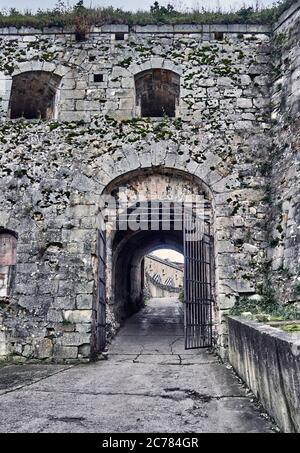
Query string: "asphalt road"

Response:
xmin=0 ymin=298 xmax=276 ymax=433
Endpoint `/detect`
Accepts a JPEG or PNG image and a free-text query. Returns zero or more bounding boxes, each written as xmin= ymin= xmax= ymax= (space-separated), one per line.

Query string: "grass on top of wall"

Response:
xmin=0 ymin=0 xmax=296 ymax=28
xmin=230 ymin=296 xmax=300 ymax=321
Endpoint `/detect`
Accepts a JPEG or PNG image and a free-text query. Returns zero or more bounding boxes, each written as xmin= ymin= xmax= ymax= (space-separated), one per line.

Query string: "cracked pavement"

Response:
xmin=0 ymin=298 xmax=276 ymax=433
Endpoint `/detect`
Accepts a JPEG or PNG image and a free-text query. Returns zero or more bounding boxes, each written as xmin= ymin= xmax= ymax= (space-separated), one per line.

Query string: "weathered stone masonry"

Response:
xmin=0 ymin=2 xmax=299 ymax=363
xmin=269 ymin=3 xmax=300 ymax=304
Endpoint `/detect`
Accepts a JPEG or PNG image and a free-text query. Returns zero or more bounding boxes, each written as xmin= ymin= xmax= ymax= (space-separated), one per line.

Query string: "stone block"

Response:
xmin=34 ymin=338 xmax=53 ymax=359
xmin=239 ymin=75 xmax=251 ymax=86
xmin=76 ymin=294 xmax=92 ymax=309
xmin=237 ymin=98 xmax=253 ymax=109
xmin=61 ymin=89 xmax=86 ymax=100
xmin=78 ymin=344 xmax=91 ymax=358
xmin=76 ymin=100 xmax=100 ymax=111
xmin=61 ymin=332 xmax=91 ymax=346
xmin=47 ymin=309 xmax=64 ymax=323
xmin=53 ymin=297 xmax=76 ymax=310
xmin=119 ymin=98 xmax=134 ymax=110
xmin=54 ymin=345 xmax=78 ymax=360
xmin=218 ymin=294 xmax=237 ymax=309
xmin=63 ymin=310 xmax=92 ymax=324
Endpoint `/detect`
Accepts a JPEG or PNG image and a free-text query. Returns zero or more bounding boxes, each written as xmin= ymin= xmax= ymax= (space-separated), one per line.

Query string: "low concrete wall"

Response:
xmin=228 ymin=316 xmax=300 ymax=433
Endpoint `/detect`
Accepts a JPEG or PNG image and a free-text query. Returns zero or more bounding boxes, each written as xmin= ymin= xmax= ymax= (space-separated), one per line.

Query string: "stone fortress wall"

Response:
xmin=0 ymin=1 xmax=299 ymax=362
xmin=269 ymin=2 xmax=300 ymax=304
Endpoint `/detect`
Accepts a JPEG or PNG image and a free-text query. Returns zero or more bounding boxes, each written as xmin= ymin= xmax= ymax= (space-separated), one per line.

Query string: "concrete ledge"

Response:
xmin=0 ymin=23 xmax=271 ymax=36
xmin=228 ymin=316 xmax=300 ymax=433
xmin=274 ymin=0 xmax=300 ymax=31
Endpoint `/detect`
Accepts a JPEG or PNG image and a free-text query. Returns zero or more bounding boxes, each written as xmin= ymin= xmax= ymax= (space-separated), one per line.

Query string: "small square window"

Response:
xmin=214 ymin=32 xmax=224 ymax=41
xmin=89 ymin=55 xmax=96 ymax=62
xmin=94 ymin=74 xmax=104 ymax=83
xmin=75 ymin=31 xmax=87 ymax=42
xmin=115 ymin=32 xmax=125 ymax=41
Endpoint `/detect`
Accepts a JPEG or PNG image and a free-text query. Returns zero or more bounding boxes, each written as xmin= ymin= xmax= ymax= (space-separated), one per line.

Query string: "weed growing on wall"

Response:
xmin=230 ymin=297 xmax=300 ymax=320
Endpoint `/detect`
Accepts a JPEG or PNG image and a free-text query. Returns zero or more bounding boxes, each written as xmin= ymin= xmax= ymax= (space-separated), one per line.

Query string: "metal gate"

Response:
xmin=95 ymin=226 xmax=106 ymax=353
xmin=184 ymin=213 xmax=214 ymax=349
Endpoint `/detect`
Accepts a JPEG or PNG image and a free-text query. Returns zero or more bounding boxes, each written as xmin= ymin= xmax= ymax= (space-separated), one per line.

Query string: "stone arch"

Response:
xmin=128 ymin=59 xmax=183 ymax=77
xmin=12 ymin=61 xmax=71 ymax=79
xmin=89 ymin=149 xmax=239 ymax=353
xmin=91 ymin=141 xmax=231 ymax=202
xmin=96 ymin=167 xmax=216 ymax=343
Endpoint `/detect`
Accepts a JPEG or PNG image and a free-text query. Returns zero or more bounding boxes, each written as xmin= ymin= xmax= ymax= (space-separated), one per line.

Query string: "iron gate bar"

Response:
xmin=184 ymin=215 xmax=214 ymax=349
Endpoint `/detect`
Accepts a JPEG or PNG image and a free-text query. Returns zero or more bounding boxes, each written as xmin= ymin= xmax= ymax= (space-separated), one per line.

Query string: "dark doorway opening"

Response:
xmin=9 ymin=71 xmax=61 ymax=120
xmin=135 ymin=69 xmax=180 ymax=117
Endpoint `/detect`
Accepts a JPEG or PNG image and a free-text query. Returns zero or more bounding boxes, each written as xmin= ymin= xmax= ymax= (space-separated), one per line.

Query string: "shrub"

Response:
xmin=0 ymin=1 xmax=296 ymax=28
xmin=230 ymin=296 xmax=300 ymax=320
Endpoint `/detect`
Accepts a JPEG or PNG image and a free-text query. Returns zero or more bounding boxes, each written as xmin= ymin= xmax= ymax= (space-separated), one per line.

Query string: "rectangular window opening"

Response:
xmin=115 ymin=33 xmax=125 ymax=41
xmin=214 ymin=32 xmax=224 ymax=41
xmin=94 ymin=74 xmax=104 ymax=83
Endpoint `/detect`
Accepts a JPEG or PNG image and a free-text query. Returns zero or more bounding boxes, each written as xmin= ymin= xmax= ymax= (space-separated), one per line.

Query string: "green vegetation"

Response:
xmin=0 ymin=300 xmax=9 ymax=309
xmin=0 ymin=0 xmax=296 ymax=28
xmin=280 ymin=324 xmax=300 ymax=333
xmin=230 ymin=296 xmax=300 ymax=321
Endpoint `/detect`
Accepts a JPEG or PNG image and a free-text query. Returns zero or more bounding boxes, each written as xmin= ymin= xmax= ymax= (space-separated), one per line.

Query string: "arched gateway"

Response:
xmin=91 ymin=168 xmax=216 ymax=357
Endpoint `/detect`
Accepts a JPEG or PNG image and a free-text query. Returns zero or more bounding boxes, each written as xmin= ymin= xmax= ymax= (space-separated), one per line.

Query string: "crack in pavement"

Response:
xmin=110 ymin=355 xmax=218 ymax=366
xmin=0 ymin=298 xmax=278 ymax=434
xmin=170 ymin=337 xmax=184 ymax=354
xmin=13 ymin=387 xmax=248 ymax=402
xmin=132 ymin=346 xmax=145 ymax=363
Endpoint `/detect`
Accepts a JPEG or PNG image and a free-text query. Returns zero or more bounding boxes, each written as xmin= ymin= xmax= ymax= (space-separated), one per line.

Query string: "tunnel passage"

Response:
xmin=112 ymin=227 xmax=184 ymax=323
xmin=9 ymin=71 xmax=61 ymax=120
xmin=96 ymin=168 xmax=215 ymax=355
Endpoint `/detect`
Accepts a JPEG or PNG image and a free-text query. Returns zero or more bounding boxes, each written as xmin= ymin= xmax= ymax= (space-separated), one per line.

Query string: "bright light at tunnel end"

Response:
xmin=99 ymin=188 xmax=210 ymax=241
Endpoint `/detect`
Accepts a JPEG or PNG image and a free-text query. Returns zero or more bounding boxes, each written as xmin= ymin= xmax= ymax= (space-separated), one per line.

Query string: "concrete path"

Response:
xmin=0 ymin=298 xmax=276 ymax=433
